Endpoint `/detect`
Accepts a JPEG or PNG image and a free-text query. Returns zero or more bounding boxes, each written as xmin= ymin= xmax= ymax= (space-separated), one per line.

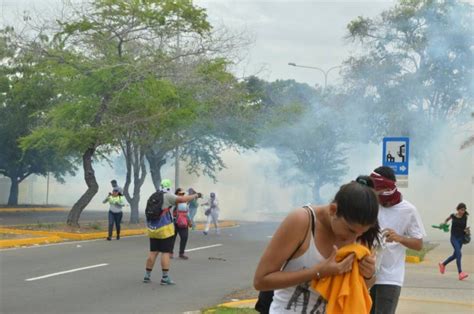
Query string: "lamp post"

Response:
xmin=175 ymin=16 xmax=181 ymax=189
xmin=288 ymin=62 xmax=341 ymax=89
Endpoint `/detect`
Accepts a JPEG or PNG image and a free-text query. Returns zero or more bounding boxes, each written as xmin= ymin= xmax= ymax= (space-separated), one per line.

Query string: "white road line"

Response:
xmin=25 ymin=263 xmax=108 ymax=282
xmin=185 ymin=244 xmax=222 ymax=252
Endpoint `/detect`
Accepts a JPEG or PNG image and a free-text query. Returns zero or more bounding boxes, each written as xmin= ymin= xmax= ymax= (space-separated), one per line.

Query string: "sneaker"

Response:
xmin=179 ymin=254 xmax=189 ymax=260
xmin=170 ymin=253 xmax=174 ymax=259
xmin=438 ymin=262 xmax=446 ymax=274
xmin=116 ymin=235 xmax=120 ymax=240
xmin=203 ymin=231 xmax=208 ymax=235
xmin=143 ymin=275 xmax=151 ymax=283
xmin=160 ymin=277 xmax=175 ymax=285
xmin=459 ymin=272 xmax=469 ymax=280
xmin=106 ymin=237 xmax=111 ymax=241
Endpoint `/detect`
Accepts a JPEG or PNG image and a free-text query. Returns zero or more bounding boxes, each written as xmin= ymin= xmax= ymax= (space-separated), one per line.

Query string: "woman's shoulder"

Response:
xmin=286 ymin=206 xmax=314 ymax=226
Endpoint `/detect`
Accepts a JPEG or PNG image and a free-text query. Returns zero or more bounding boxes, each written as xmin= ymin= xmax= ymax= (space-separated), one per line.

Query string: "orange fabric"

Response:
xmin=311 ymin=243 xmax=372 ymax=314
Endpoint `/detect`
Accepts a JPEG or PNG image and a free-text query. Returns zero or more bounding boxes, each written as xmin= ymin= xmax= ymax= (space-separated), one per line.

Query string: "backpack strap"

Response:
xmin=303 ymin=204 xmax=316 ymax=235
xmin=282 ymin=206 xmax=314 ymax=270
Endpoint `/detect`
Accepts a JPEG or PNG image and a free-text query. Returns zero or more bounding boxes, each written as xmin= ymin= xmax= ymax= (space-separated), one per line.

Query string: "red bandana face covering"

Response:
xmin=370 ymin=172 xmax=402 ymax=206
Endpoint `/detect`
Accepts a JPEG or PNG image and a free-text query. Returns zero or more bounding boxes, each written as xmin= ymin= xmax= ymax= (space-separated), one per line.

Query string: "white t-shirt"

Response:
xmin=376 ymin=199 xmax=426 ymax=286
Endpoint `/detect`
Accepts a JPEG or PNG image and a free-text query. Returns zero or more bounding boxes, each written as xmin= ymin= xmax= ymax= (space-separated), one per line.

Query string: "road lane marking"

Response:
xmin=185 ymin=244 xmax=222 ymax=252
xmin=25 ymin=263 xmax=108 ymax=281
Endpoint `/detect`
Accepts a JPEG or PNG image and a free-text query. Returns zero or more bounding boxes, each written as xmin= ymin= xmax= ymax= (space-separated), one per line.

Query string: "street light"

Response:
xmin=288 ymin=62 xmax=342 ymax=89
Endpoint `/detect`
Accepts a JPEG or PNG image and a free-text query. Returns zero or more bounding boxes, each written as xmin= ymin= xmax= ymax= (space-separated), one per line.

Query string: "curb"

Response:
xmin=218 ymin=298 xmax=257 ymax=308
xmin=0 ymin=207 xmax=67 ymax=212
xmin=0 ymin=235 xmax=62 ymax=248
xmin=213 ymin=296 xmax=474 ymax=309
xmin=405 ymin=255 xmax=421 ymax=263
xmin=0 ymin=221 xmax=238 ymax=248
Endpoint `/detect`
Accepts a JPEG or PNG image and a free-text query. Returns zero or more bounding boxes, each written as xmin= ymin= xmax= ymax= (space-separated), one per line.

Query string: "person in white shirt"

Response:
xmin=369 ymin=166 xmax=426 ymax=314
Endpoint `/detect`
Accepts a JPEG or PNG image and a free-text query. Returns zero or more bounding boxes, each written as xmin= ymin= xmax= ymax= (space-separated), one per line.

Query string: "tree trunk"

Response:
xmin=129 ymin=198 xmax=140 ymax=224
xmin=122 ymin=139 xmax=147 ymax=224
xmin=145 ymin=150 xmax=166 ymax=191
xmin=67 ymin=147 xmax=99 ymax=227
xmin=7 ymin=175 xmax=19 ymax=206
xmin=312 ymin=182 xmax=322 ymax=204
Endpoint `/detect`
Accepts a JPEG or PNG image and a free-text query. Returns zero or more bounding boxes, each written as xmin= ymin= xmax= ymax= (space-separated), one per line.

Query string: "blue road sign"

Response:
xmin=382 ymin=137 xmax=409 ymax=175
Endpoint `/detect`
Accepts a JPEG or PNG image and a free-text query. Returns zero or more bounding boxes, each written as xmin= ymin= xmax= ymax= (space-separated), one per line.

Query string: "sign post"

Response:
xmin=382 ymin=137 xmax=409 ymax=187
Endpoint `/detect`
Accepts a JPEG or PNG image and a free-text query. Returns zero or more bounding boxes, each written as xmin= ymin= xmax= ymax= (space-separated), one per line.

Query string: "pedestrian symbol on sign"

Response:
xmin=382 ymin=137 xmax=409 ymax=176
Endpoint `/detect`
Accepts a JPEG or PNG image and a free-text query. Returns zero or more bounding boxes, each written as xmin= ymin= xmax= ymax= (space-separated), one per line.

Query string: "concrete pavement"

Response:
xmin=219 ymin=238 xmax=474 ymax=313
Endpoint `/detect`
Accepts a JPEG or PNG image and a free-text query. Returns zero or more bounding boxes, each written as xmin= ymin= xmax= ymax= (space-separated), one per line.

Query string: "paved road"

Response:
xmin=397 ymin=239 xmax=474 ymax=313
xmin=0 ymin=221 xmax=277 ymax=314
xmin=2 ymin=214 xmax=473 ymax=314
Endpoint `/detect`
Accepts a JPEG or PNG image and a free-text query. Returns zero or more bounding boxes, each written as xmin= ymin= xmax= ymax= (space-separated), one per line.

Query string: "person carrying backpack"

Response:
xmin=170 ymin=188 xmax=192 ymax=260
xmin=143 ymin=179 xmax=201 ymax=285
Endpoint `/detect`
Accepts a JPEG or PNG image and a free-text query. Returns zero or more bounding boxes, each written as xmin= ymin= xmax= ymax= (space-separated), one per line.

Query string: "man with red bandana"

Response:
xmin=369 ymin=166 xmax=426 ymax=314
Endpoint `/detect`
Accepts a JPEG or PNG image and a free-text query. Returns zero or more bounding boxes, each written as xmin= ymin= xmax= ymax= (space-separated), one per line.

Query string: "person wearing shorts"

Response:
xmin=143 ymin=179 xmax=201 ymax=285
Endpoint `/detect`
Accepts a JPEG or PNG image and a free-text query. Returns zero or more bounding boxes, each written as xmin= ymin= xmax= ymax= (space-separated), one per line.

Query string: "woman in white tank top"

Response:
xmin=254 ymin=179 xmax=381 ymax=313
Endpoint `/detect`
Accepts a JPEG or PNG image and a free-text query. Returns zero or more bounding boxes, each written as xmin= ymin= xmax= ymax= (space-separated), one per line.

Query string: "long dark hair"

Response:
xmin=457 ymin=202 xmax=469 ymax=216
xmin=333 ymin=181 xmax=380 ymax=249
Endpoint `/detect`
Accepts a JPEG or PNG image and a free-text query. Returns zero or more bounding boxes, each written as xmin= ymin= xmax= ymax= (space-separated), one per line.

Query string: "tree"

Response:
xmin=146 ymin=58 xmax=259 ymax=190
xmin=248 ymin=77 xmax=348 ymax=202
xmin=21 ymin=0 xmax=212 ymax=226
xmin=343 ymin=0 xmax=473 ymax=159
xmin=113 ymin=78 xmax=179 ymax=223
xmin=0 ymin=28 xmax=75 ymax=205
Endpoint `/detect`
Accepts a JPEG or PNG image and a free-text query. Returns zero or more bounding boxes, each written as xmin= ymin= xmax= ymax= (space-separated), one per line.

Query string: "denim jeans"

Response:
xmin=443 ymin=235 xmax=464 ymax=273
xmin=108 ymin=211 xmax=123 ymax=238
xmin=171 ymin=224 xmax=189 ymax=254
xmin=370 ymin=284 xmax=401 ymax=314
xmin=188 ymin=205 xmax=198 ymax=228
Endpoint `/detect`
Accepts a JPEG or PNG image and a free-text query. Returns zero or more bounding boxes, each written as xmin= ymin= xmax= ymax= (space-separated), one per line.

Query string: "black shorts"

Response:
xmin=149 ymin=236 xmax=174 ymax=253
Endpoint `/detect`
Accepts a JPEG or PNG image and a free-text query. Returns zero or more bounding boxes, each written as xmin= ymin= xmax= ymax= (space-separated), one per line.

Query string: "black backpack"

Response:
xmin=145 ymin=191 xmax=165 ymax=220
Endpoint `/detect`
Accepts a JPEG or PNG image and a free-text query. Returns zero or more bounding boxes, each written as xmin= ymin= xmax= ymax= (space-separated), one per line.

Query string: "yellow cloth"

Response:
xmin=311 ymin=243 xmax=372 ymax=314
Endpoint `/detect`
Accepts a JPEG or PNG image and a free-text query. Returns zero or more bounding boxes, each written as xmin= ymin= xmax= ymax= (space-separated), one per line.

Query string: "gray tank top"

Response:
xmin=270 ymin=206 xmax=327 ymax=313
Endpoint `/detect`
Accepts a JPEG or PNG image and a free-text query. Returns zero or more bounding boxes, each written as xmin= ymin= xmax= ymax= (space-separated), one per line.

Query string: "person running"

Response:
xmin=202 ymin=192 xmax=220 ymax=235
xmin=253 ymin=180 xmax=379 ymax=313
xmin=438 ymin=202 xmax=469 ymax=280
xmin=103 ymin=187 xmax=125 ymax=241
xmin=170 ymin=188 xmax=191 ymax=260
xmin=187 ymin=188 xmax=199 ymax=230
xmin=369 ymin=166 xmax=426 ymax=314
xmin=143 ymin=179 xmax=201 ymax=285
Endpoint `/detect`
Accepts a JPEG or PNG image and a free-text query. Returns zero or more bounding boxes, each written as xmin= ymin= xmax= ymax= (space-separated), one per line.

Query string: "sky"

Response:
xmin=196 ymin=0 xmax=395 ymax=87
xmin=1 ymin=0 xmax=395 ymax=87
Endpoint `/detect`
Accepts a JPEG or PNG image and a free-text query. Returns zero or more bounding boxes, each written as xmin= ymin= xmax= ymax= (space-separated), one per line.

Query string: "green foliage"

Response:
xmin=0 ymin=29 xmax=76 ymax=204
xmin=247 ymin=77 xmax=348 ymax=201
xmin=202 ymin=307 xmax=257 ymax=314
xmin=343 ymin=0 xmax=473 ymax=160
xmin=146 ymin=58 xmax=260 ymax=183
xmin=406 ymin=242 xmax=438 ymax=261
xmin=89 ymin=221 xmax=103 ymax=230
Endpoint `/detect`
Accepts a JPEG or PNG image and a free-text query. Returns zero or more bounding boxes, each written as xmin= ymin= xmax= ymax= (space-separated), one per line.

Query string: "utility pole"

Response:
xmin=174 ymin=14 xmax=181 ymax=189
xmin=46 ymin=172 xmax=50 ymax=205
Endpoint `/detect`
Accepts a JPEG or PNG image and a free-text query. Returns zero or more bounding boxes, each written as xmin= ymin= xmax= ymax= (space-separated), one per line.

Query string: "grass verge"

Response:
xmin=406 ymin=241 xmax=439 ymax=261
xmin=202 ymin=307 xmax=257 ymax=314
